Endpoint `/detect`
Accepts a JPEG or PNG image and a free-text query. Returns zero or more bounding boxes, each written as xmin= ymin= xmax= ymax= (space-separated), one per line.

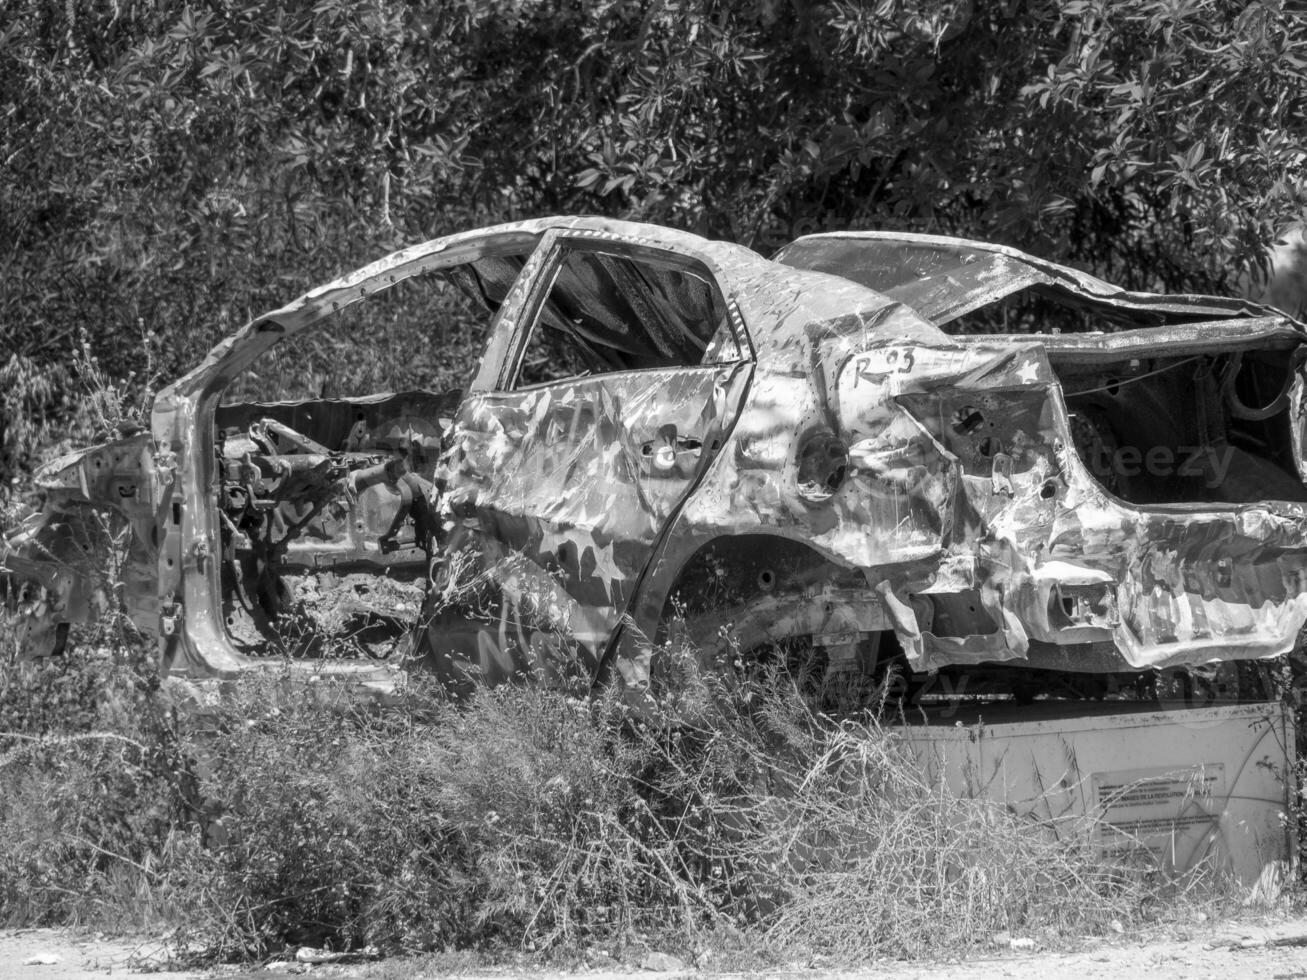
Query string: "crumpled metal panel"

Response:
xmin=1 ymin=434 xmax=159 ymax=655
xmin=426 ymin=363 xmax=750 ymax=680
xmin=775 ymin=231 xmax=1276 ymax=325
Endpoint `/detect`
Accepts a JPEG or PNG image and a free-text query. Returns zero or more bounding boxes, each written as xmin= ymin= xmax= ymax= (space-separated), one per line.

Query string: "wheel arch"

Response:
xmin=603 ymin=530 xmax=896 ymax=695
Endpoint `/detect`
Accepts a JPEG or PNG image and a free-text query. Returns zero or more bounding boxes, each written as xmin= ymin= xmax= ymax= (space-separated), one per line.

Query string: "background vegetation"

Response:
xmin=3 ymin=0 xmax=1306 ymax=488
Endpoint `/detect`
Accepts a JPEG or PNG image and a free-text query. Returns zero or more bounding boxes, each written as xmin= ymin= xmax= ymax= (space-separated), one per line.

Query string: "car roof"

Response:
xmin=774 ymin=230 xmax=1290 ymax=328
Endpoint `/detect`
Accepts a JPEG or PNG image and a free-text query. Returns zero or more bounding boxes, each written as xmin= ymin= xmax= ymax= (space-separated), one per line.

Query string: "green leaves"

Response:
xmin=2 ymin=0 xmax=1305 ymax=489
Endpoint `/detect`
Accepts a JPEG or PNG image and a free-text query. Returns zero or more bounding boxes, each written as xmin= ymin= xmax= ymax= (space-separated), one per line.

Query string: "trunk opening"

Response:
xmin=1052 ymin=340 xmax=1306 ymax=505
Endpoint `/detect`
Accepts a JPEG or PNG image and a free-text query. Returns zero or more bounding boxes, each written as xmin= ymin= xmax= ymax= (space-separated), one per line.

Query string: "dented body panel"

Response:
xmin=2 ymin=433 xmax=159 ymax=656
xmin=6 ymin=218 xmax=1307 ymax=700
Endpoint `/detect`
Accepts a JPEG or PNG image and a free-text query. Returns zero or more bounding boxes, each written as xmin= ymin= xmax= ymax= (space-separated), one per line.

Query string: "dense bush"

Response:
xmin=162 ymin=680 xmax=680 ymax=956
xmin=0 ymin=635 xmax=1233 ymax=961
xmin=0 ymin=639 xmax=194 ymax=927
xmin=3 ymin=0 xmax=1305 ymax=487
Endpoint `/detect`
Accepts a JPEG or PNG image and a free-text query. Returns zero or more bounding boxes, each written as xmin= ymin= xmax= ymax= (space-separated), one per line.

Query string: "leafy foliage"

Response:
xmin=2 ymin=0 xmax=1305 ymax=487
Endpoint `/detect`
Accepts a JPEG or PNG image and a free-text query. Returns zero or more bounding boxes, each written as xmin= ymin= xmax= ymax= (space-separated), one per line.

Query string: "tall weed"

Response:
xmin=0 ymin=638 xmax=1247 ymax=961
xmin=0 ymin=640 xmax=194 ymax=926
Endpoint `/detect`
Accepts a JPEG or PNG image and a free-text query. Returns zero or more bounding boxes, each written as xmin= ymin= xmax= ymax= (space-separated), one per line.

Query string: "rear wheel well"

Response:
xmin=657 ymin=534 xmax=872 ymax=650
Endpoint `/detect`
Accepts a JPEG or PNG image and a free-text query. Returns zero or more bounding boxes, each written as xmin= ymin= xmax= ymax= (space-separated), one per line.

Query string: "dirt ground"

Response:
xmin=4 ymin=917 xmax=1307 ymax=980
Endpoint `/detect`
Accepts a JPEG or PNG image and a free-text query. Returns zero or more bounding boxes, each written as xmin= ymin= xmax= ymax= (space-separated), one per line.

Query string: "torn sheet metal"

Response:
xmin=6 ymin=217 xmax=1307 ymax=697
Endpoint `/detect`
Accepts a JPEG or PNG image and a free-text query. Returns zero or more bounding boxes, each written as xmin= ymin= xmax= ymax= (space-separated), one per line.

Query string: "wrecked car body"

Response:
xmin=6 ymin=217 xmax=1307 ymax=708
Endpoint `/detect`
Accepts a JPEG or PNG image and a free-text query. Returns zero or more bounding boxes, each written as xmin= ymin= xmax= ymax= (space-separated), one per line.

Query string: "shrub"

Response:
xmin=0 ymin=635 xmax=194 ymax=927
xmin=163 ymin=677 xmax=699 ymax=956
xmin=0 ymin=635 xmax=1243 ymax=962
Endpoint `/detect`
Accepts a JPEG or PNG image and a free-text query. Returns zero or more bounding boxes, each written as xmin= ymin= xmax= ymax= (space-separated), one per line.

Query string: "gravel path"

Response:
xmin=0 ymin=929 xmax=198 ymax=980
xmin=4 ymin=917 xmax=1307 ymax=980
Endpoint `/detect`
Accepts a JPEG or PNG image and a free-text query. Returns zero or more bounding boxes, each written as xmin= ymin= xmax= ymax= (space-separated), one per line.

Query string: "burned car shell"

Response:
xmin=6 ymin=218 xmax=1307 ymax=699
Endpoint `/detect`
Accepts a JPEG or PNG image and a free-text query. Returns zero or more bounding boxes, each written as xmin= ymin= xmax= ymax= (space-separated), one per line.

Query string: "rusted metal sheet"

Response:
xmin=6 ymin=217 xmax=1307 ymax=704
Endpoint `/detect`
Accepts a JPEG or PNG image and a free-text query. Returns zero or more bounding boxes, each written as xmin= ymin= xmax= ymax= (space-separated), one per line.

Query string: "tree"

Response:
xmin=2 ymin=0 xmax=1304 ymax=482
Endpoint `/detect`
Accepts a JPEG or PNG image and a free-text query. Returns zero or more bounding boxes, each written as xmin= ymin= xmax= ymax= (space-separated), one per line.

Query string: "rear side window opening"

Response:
xmin=510 ymin=243 xmax=743 ymax=389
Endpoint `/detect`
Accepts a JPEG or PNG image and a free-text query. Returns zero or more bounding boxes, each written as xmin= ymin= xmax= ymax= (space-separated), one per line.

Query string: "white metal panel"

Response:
xmin=900 ymin=701 xmax=1295 ymax=884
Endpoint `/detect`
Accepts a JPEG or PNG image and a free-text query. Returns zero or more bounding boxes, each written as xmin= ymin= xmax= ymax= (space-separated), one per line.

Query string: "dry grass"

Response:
xmin=0 ymin=628 xmax=1252 ymax=963
xmin=626 ymin=661 xmax=1234 ymax=960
